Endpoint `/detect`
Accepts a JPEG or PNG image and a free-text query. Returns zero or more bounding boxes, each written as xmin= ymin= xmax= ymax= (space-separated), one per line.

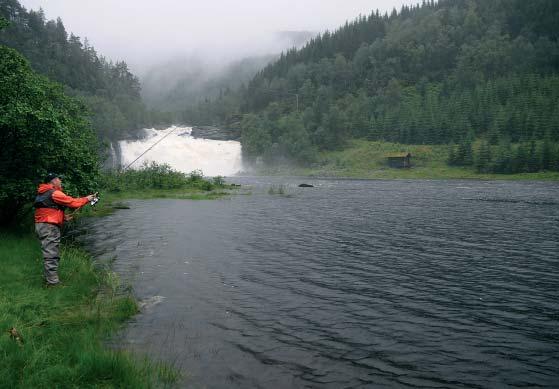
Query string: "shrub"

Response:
xmin=212 ymin=176 xmax=226 ymax=187
xmin=100 ymin=163 xmax=219 ymax=192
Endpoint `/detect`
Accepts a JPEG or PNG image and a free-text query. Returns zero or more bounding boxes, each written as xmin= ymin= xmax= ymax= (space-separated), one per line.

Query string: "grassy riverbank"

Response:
xmin=0 ymin=233 xmax=178 ymax=388
xmin=258 ymin=140 xmax=559 ymax=180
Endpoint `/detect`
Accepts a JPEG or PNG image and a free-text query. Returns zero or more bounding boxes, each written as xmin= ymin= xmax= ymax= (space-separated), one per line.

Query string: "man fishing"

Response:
xmin=34 ymin=173 xmax=97 ymax=287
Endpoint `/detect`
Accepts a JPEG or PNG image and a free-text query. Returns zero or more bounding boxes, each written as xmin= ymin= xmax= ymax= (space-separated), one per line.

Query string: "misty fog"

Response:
xmin=141 ymin=31 xmax=314 ymax=110
xmin=19 ymin=0 xmax=418 ymax=108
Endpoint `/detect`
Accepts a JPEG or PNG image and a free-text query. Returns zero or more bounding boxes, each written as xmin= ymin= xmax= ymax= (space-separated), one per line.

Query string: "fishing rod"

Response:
xmin=122 ymin=126 xmax=181 ymax=171
xmin=67 ymin=126 xmax=181 ymax=219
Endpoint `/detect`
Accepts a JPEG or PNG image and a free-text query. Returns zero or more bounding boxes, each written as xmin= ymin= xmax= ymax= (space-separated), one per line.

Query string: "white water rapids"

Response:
xmin=118 ymin=126 xmax=243 ymax=176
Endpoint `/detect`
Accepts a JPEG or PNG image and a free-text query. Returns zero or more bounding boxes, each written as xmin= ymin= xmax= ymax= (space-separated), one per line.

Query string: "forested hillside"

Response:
xmin=187 ymin=0 xmax=559 ymax=173
xmin=0 ymin=0 xmax=165 ymax=140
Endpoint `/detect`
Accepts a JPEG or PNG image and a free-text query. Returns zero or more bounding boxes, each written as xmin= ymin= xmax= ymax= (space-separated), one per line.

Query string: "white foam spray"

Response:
xmin=119 ymin=126 xmax=243 ymax=176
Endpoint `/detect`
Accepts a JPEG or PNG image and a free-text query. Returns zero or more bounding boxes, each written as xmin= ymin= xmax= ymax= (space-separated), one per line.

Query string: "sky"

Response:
xmin=19 ymin=0 xmax=417 ymax=72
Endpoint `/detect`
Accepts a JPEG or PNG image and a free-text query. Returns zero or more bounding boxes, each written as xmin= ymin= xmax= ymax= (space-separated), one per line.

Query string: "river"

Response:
xmin=80 ymin=177 xmax=559 ymax=388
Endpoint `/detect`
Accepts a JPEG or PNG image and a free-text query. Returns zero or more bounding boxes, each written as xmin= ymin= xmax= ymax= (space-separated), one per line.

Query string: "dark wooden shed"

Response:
xmin=386 ymin=153 xmax=412 ymax=168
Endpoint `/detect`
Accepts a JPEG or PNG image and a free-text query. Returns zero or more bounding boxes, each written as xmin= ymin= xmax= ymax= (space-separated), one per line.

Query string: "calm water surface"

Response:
xmin=81 ymin=178 xmax=559 ymax=388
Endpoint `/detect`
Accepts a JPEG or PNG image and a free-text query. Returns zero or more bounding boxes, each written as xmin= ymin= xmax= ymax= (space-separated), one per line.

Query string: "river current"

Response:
xmin=80 ymin=178 xmax=559 ymax=388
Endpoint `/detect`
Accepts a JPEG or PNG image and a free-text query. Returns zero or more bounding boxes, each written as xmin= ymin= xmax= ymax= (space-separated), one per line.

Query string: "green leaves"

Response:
xmin=241 ymin=114 xmax=272 ymax=157
xmin=0 ymin=45 xmax=100 ymax=224
xmin=0 ymin=17 xmax=8 ymax=30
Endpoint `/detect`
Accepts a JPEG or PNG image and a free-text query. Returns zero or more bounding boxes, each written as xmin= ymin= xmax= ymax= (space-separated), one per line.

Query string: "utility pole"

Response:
xmin=295 ymin=94 xmax=299 ymax=112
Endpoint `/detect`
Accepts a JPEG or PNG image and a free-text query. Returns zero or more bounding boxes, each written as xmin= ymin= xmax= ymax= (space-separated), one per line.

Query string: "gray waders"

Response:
xmin=35 ymin=222 xmax=61 ymax=285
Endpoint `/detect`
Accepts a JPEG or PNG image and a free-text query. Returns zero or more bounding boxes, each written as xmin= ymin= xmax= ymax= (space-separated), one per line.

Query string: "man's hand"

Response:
xmin=64 ymin=214 xmax=74 ymax=222
xmin=86 ymin=194 xmax=96 ymax=202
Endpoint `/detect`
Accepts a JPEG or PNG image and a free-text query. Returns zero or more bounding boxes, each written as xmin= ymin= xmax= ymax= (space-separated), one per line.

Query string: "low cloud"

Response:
xmin=19 ymin=0 xmax=417 ymax=72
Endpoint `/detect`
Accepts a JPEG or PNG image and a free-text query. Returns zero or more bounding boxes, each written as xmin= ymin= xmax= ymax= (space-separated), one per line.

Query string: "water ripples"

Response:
xmin=82 ymin=179 xmax=559 ymax=388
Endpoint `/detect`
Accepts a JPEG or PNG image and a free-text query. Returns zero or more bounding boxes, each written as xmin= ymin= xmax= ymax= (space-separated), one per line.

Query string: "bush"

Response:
xmin=188 ymin=169 xmax=204 ymax=182
xmin=212 ymin=176 xmax=226 ymax=187
xmin=100 ymin=163 xmax=218 ymax=192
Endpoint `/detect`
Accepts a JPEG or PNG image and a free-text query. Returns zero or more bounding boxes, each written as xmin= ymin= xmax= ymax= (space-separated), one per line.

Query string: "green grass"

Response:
xmin=259 ymin=139 xmax=559 ymax=180
xmin=0 ymin=232 xmax=179 ymax=388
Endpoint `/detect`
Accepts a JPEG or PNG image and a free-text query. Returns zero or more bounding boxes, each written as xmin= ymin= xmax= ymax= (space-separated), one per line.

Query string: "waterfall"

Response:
xmin=118 ymin=126 xmax=243 ymax=176
xmin=102 ymin=141 xmax=121 ymax=170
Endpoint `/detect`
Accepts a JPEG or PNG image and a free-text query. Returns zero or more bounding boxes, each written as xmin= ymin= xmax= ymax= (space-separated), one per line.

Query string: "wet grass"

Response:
xmin=0 ymin=232 xmax=180 ymax=388
xmin=260 ymin=140 xmax=559 ymax=180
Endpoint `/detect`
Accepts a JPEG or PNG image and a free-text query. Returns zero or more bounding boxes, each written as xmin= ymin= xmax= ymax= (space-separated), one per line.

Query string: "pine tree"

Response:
xmin=490 ymin=106 xmax=507 ymax=144
xmin=541 ymin=138 xmax=552 ymax=170
xmin=456 ymin=138 xmax=474 ymax=166
xmin=493 ymin=139 xmax=513 ymax=173
xmin=513 ymin=143 xmax=530 ymax=173
xmin=447 ymin=143 xmax=457 ymax=165
xmin=476 ymin=141 xmax=493 ymax=173
xmin=527 ymin=140 xmax=540 ymax=172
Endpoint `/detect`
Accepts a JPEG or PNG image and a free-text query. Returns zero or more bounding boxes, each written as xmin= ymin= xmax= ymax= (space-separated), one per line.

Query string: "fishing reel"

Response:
xmin=90 ymin=192 xmax=100 ymax=207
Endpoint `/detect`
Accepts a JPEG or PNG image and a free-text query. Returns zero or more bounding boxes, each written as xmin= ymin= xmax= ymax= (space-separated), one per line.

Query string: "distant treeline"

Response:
xmin=449 ymin=139 xmax=559 ymax=174
xmin=0 ymin=0 xmax=171 ymax=140
xmin=183 ymin=0 xmax=559 ymax=172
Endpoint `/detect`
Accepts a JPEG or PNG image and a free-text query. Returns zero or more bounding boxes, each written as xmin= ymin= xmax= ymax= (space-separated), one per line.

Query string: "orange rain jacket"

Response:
xmin=34 ymin=183 xmax=89 ymax=226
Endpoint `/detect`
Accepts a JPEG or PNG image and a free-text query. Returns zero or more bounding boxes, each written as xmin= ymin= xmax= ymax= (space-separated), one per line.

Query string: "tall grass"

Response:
xmin=101 ymin=162 xmax=224 ymax=192
xmin=0 ymin=232 xmax=179 ymax=388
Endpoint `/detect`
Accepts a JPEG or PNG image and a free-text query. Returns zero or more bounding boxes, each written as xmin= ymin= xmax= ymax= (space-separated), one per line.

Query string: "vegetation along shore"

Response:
xmin=255 ymin=140 xmax=559 ymax=180
xmin=0 ymin=233 xmax=179 ymax=388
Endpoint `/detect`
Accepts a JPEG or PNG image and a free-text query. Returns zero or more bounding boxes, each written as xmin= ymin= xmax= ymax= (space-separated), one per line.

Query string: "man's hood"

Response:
xmin=37 ymin=183 xmax=55 ymax=194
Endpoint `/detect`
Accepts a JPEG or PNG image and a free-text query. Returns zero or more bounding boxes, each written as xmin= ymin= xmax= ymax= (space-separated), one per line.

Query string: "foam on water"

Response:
xmin=119 ymin=126 xmax=243 ymax=176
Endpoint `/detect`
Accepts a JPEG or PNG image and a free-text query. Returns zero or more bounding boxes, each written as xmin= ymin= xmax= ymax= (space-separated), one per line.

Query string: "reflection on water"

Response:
xmin=81 ymin=178 xmax=559 ymax=388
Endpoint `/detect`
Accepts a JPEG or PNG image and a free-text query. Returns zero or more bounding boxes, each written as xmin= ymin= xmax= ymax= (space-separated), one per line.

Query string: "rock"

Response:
xmin=8 ymin=327 xmax=24 ymax=345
